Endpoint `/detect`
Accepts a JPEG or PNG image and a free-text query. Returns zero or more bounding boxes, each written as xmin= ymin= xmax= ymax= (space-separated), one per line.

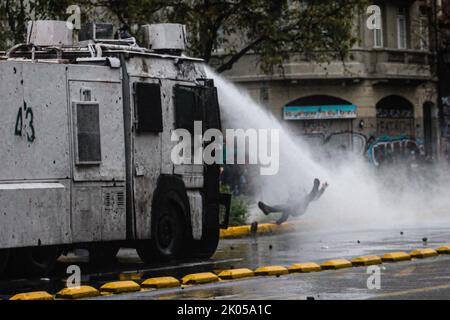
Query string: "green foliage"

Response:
xmin=0 ymin=0 xmax=368 ymax=73
xmin=220 ymin=184 xmax=249 ymax=227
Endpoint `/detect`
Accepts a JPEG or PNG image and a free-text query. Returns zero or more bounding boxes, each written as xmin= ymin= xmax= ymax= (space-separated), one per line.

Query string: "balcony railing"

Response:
xmin=221 ymin=48 xmax=435 ymax=82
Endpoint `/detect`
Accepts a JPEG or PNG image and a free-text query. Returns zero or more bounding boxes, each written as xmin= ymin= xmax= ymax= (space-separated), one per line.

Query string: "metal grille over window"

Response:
xmin=74 ymin=103 xmax=102 ymax=164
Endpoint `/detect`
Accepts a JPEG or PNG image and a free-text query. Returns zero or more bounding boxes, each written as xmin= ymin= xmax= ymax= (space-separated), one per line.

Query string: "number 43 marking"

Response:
xmin=14 ymin=106 xmax=35 ymax=143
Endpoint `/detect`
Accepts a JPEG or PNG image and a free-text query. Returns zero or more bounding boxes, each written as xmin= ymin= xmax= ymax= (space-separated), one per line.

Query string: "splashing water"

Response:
xmin=206 ymin=66 xmax=450 ymax=231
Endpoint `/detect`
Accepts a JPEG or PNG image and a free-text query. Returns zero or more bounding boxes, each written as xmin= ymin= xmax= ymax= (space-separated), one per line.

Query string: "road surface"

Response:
xmin=1 ymin=218 xmax=450 ymax=300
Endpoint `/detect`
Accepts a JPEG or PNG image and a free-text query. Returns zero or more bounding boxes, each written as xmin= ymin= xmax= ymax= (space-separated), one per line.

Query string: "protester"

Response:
xmin=258 ymin=178 xmax=329 ymax=225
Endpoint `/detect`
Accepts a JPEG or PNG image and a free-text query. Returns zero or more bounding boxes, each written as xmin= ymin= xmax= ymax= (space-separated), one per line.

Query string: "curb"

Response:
xmin=220 ymin=221 xmax=300 ymax=239
xmin=8 ymin=244 xmax=450 ymax=300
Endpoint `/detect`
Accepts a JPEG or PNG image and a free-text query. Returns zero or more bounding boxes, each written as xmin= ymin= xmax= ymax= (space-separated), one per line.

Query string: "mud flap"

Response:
xmin=219 ymin=193 xmax=231 ymax=229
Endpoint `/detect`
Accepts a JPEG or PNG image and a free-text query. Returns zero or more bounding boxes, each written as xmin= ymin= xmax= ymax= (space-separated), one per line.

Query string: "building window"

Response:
xmin=373 ymin=10 xmax=383 ymax=48
xmin=397 ymin=8 xmax=407 ymax=49
xmin=419 ymin=17 xmax=429 ymax=50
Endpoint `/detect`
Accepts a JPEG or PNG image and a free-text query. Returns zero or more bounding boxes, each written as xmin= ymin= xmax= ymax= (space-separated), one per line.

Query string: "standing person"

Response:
xmin=258 ymin=179 xmax=329 ymax=225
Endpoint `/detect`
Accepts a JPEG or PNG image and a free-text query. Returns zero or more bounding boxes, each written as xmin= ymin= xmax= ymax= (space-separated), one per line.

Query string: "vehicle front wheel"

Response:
xmin=190 ymin=225 xmax=220 ymax=259
xmin=137 ymin=197 xmax=186 ymax=263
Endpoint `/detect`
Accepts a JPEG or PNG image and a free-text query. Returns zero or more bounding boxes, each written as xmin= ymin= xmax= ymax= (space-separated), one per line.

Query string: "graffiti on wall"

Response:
xmin=442 ymin=96 xmax=450 ymax=138
xmin=304 ymin=130 xmax=423 ymax=167
xmin=366 ymin=135 xmax=423 ymax=167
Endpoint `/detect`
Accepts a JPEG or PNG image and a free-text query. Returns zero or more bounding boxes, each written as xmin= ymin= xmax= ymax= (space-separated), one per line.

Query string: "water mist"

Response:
xmin=205 ymin=66 xmax=450 ymax=232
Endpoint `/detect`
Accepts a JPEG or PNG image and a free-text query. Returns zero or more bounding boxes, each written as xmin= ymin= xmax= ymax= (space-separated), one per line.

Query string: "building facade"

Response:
xmin=222 ymin=0 xmax=439 ymax=165
xmin=437 ymin=0 xmax=450 ymax=159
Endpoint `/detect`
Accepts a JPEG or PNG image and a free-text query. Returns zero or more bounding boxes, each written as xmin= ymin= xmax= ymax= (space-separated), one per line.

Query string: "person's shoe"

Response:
xmin=310 ymin=179 xmax=320 ymax=198
xmin=258 ymin=201 xmax=271 ymax=215
xmin=313 ymin=178 xmax=320 ymax=191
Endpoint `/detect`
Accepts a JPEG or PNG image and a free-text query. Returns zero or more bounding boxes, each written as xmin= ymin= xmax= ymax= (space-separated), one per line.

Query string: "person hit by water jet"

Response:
xmin=258 ymin=179 xmax=329 ymax=225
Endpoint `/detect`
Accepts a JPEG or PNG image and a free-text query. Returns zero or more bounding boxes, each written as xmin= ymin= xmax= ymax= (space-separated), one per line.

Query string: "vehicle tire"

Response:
xmin=0 ymin=249 xmax=10 ymax=277
xmin=190 ymin=225 xmax=220 ymax=259
xmin=89 ymin=243 xmax=120 ymax=266
xmin=9 ymin=246 xmax=61 ymax=276
xmin=137 ymin=192 xmax=186 ymax=263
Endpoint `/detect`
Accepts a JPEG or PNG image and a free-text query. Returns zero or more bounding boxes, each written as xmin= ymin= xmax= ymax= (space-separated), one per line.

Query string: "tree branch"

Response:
xmin=216 ymin=36 xmax=266 ymax=73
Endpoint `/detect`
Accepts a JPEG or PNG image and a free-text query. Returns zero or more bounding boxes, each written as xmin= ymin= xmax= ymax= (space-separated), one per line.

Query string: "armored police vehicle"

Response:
xmin=0 ymin=21 xmax=230 ymax=276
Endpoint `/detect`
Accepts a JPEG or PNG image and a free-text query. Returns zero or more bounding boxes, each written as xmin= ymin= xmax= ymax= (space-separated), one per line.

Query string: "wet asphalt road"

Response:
xmin=1 ymin=218 xmax=450 ymax=299
xmin=97 ymin=256 xmax=450 ymax=300
xmin=100 ymin=219 xmax=450 ymax=300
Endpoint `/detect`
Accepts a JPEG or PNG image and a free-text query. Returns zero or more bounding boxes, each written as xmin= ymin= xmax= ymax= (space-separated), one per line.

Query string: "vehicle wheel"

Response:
xmin=10 ymin=246 xmax=61 ymax=276
xmin=0 ymin=249 xmax=10 ymax=277
xmin=191 ymin=225 xmax=220 ymax=259
xmin=89 ymin=243 xmax=120 ymax=266
xmin=137 ymin=194 xmax=186 ymax=263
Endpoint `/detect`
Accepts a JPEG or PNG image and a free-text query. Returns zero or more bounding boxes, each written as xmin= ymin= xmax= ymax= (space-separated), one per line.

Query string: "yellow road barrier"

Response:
xmin=257 ymin=224 xmax=276 ymax=234
xmin=56 ymin=286 xmax=100 ymax=299
xmin=254 ymin=266 xmax=289 ymax=276
xmin=100 ymin=281 xmax=141 ymax=294
xmin=288 ymin=262 xmax=321 ymax=273
xmin=10 ymin=291 xmax=54 ymax=301
xmin=321 ymin=259 xmax=353 ymax=270
xmin=141 ymin=277 xmax=180 ymax=289
xmin=220 ymin=221 xmax=300 ymax=239
xmin=351 ymin=255 xmax=382 ymax=267
xmin=220 ymin=226 xmax=251 ymax=238
xmin=382 ymin=252 xmax=411 ymax=262
xmin=218 ymin=268 xmax=255 ymax=280
xmin=410 ymin=248 xmax=439 ymax=259
xmin=436 ymin=246 xmax=450 ymax=254
xmin=182 ymin=272 xmax=220 ymax=285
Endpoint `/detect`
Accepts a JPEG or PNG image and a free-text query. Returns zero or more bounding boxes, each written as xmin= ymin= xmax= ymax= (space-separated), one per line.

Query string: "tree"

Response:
xmin=1 ymin=0 xmax=367 ymax=74
xmin=0 ymin=0 xmax=73 ymax=48
xmin=86 ymin=0 xmax=367 ymax=73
